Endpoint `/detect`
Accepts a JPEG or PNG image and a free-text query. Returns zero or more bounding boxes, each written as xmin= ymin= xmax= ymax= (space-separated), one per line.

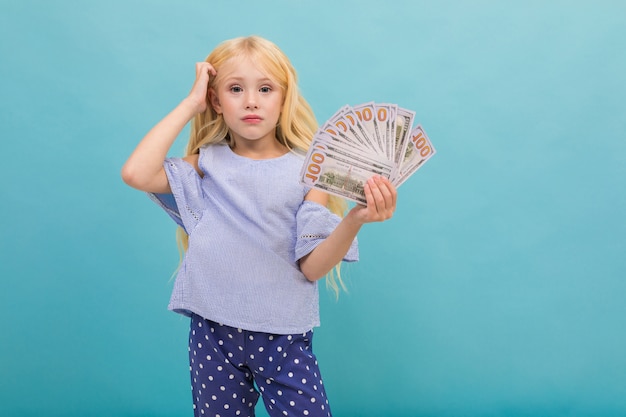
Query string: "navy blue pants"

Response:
xmin=188 ymin=314 xmax=333 ymax=417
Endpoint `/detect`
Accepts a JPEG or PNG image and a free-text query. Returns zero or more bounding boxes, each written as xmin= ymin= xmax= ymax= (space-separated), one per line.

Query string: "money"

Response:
xmin=300 ymin=102 xmax=436 ymax=204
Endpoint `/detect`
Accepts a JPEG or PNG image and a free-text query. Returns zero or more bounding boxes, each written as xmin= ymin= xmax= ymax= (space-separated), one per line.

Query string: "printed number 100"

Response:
xmin=412 ymin=131 xmax=432 ymax=157
xmin=305 ymin=152 xmax=325 ymax=183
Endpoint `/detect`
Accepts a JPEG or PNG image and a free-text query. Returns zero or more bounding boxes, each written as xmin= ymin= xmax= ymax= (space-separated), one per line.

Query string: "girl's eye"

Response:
xmin=230 ymin=85 xmax=243 ymax=93
xmin=260 ymin=86 xmax=271 ymax=93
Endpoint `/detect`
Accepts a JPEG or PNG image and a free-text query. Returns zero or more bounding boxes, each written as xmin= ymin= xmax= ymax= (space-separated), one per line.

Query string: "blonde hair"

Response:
xmin=176 ymin=36 xmax=348 ymax=296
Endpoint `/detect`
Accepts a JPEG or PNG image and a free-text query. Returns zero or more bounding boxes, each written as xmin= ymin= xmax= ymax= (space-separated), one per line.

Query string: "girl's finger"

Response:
xmin=370 ymin=176 xmax=396 ymax=219
xmin=378 ymin=176 xmax=397 ymax=210
xmin=365 ymin=177 xmax=386 ymax=218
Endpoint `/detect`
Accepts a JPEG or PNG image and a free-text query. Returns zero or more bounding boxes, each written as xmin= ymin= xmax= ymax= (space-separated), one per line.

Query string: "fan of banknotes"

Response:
xmin=299 ymin=102 xmax=436 ymax=204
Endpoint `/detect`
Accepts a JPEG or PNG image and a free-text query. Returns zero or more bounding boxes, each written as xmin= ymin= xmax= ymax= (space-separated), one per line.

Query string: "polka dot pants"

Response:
xmin=188 ymin=314 xmax=333 ymax=417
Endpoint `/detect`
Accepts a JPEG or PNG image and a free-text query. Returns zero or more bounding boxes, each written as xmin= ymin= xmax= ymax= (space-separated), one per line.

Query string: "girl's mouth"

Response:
xmin=242 ymin=115 xmax=263 ymax=123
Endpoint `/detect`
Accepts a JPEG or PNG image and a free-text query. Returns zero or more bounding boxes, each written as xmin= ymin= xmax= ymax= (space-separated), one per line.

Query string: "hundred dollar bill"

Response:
xmin=300 ymin=132 xmax=393 ymax=204
xmin=302 ymin=102 xmax=435 ymax=198
xmin=320 ymin=106 xmax=358 ymax=147
xmin=393 ymin=124 xmax=436 ymax=187
xmin=353 ymin=101 xmax=386 ymax=156
xmin=312 ymin=127 xmax=383 ymax=164
xmin=325 ymin=107 xmax=376 ymax=153
xmin=312 ymin=132 xmax=393 ymax=178
xmin=394 ymin=107 xmax=415 ymax=166
xmin=375 ymin=103 xmax=397 ymax=161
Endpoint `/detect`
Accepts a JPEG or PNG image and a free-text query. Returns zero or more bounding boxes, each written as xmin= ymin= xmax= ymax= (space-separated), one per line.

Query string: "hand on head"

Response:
xmin=187 ymin=62 xmax=217 ymax=114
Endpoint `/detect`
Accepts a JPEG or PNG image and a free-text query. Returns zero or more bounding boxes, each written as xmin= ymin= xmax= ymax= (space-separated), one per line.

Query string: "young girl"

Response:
xmin=122 ymin=36 xmax=396 ymax=417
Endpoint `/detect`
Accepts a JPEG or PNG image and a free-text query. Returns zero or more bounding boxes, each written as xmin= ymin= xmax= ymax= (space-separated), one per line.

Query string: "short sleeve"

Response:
xmin=295 ymin=200 xmax=359 ymax=262
xmin=147 ymin=157 xmax=204 ymax=234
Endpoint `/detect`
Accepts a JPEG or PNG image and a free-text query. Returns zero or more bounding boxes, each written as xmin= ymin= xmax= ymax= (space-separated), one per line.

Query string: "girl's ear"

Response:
xmin=209 ymin=88 xmax=222 ymax=114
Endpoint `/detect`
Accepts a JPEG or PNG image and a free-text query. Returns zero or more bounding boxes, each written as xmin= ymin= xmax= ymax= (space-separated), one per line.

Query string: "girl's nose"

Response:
xmin=245 ymin=93 xmax=259 ymax=110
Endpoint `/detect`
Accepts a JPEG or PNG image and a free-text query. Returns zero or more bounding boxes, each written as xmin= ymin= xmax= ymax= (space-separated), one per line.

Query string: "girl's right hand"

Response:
xmin=186 ymin=62 xmax=217 ymax=114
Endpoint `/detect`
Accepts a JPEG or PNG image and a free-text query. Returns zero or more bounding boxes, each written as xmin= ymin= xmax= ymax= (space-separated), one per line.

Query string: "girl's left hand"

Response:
xmin=348 ymin=175 xmax=397 ymax=224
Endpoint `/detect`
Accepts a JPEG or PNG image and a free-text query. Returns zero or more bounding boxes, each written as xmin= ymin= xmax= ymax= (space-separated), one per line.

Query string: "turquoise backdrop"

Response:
xmin=1 ymin=1 xmax=625 ymax=416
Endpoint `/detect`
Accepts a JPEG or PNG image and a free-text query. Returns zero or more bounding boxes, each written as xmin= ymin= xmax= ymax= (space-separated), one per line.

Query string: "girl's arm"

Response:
xmin=121 ymin=62 xmax=216 ymax=193
xmin=299 ymin=175 xmax=397 ymax=281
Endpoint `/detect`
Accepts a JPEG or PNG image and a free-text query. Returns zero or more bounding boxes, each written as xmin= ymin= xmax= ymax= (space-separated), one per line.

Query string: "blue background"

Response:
xmin=1 ymin=1 xmax=625 ymax=416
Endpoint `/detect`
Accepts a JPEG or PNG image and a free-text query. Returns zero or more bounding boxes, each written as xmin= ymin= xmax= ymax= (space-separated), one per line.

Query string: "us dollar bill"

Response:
xmin=300 ymin=132 xmax=393 ymax=204
xmin=300 ymin=102 xmax=436 ymax=203
xmin=393 ymin=125 xmax=436 ymax=187
xmin=394 ymin=107 xmax=415 ymax=166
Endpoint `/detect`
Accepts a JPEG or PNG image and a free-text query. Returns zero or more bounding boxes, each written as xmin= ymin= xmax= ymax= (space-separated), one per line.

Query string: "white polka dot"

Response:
xmin=288 ymin=372 xmax=294 ymax=378
xmin=198 ymin=343 xmax=202 ymax=348
xmin=304 ymin=411 xmax=309 ymax=416
xmin=278 ymin=390 xmax=283 ymax=396
xmin=310 ymin=398 xmax=316 ymax=403
xmin=290 ymin=401 xmax=295 ymax=406
xmin=294 ymin=359 xmax=300 ymax=364
xmin=259 ymin=346 xmax=264 ymax=352
xmin=302 ymin=378 xmax=307 ymax=384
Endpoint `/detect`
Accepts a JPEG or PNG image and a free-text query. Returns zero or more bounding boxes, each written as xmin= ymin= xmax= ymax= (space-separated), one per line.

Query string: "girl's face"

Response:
xmin=211 ymin=56 xmax=284 ymax=151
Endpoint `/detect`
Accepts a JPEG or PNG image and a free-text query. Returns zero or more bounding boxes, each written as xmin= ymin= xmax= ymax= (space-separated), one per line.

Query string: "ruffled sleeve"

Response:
xmin=294 ymin=200 xmax=359 ymax=262
xmin=147 ymin=157 xmax=204 ymax=234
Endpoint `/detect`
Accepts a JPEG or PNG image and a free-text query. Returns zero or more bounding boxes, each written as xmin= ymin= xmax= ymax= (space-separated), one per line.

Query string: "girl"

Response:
xmin=122 ymin=36 xmax=396 ymax=417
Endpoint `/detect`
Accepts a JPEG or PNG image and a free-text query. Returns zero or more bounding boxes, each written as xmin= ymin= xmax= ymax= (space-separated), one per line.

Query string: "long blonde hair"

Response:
xmin=176 ymin=36 xmax=348 ymax=296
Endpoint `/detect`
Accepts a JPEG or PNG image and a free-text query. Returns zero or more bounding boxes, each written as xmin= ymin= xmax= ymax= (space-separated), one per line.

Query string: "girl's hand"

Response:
xmin=348 ymin=175 xmax=397 ymax=224
xmin=186 ymin=62 xmax=217 ymax=114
